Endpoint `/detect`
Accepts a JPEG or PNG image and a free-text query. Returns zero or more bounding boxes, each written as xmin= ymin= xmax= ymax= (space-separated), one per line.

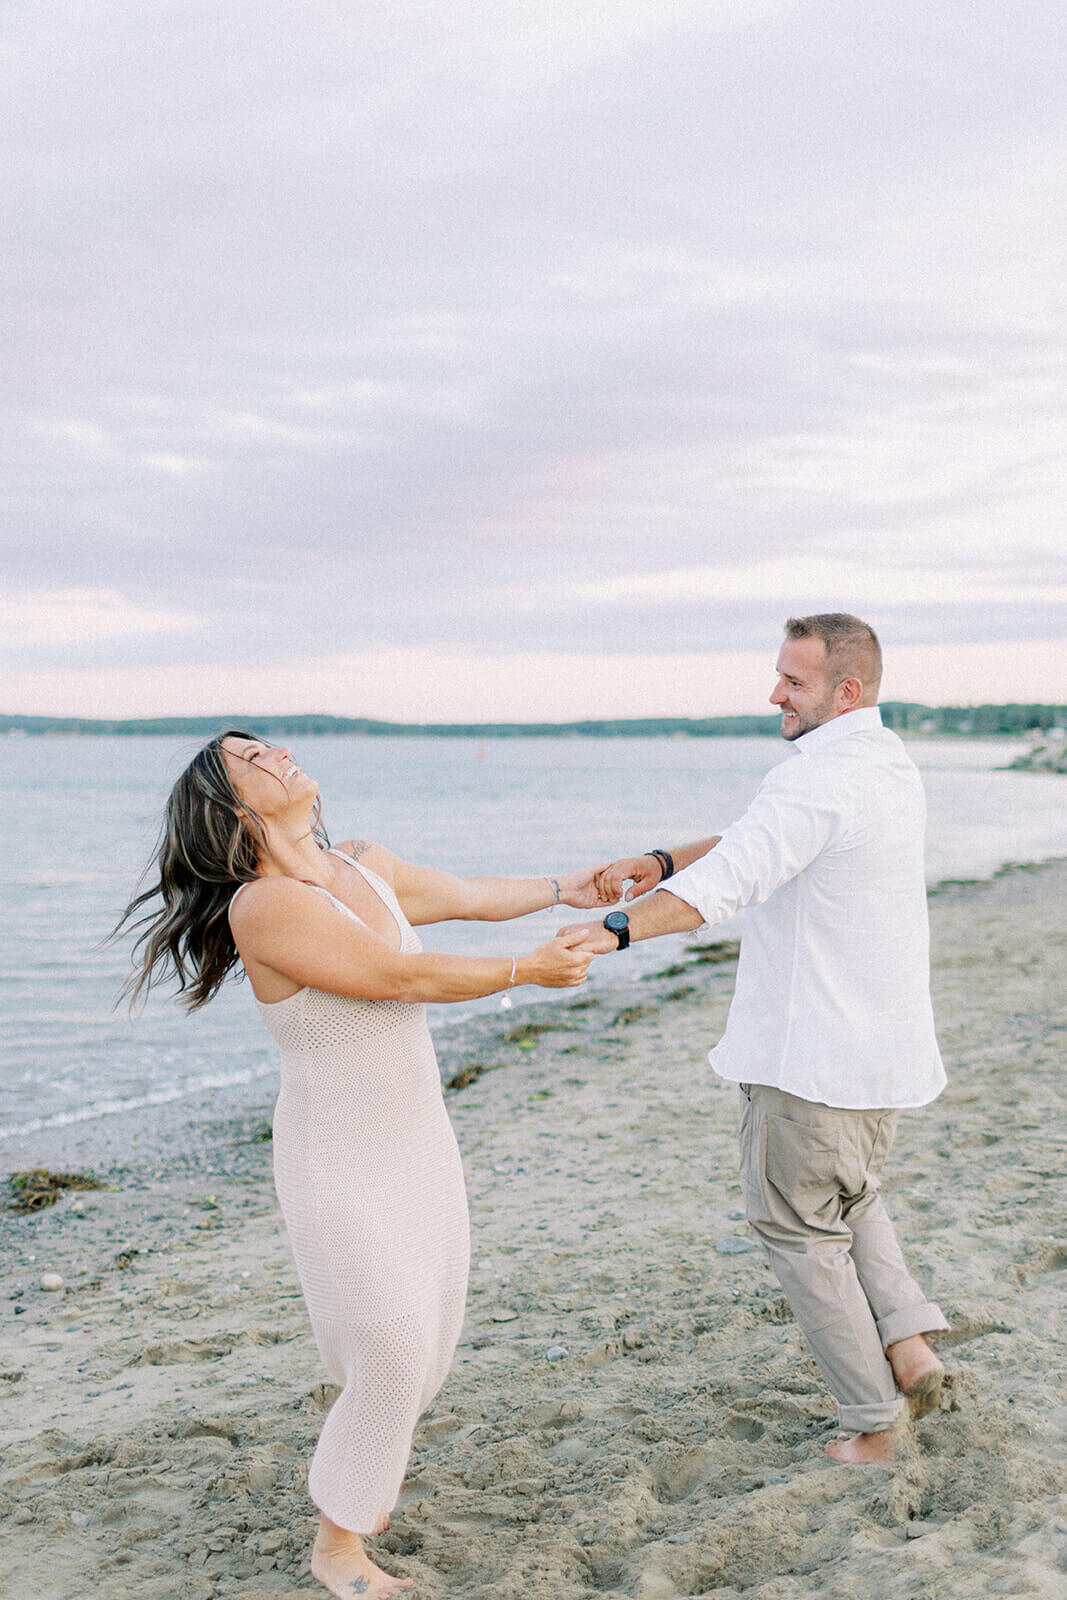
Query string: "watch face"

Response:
xmin=604 ymin=912 xmax=629 ymax=932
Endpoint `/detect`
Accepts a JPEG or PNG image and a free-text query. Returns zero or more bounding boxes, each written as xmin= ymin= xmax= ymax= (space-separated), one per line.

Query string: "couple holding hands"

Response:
xmin=123 ymin=614 xmax=949 ymax=1600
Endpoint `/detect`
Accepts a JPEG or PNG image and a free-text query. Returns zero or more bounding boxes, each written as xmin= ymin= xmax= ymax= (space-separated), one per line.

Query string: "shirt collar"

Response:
xmin=793 ymin=704 xmax=884 ymax=755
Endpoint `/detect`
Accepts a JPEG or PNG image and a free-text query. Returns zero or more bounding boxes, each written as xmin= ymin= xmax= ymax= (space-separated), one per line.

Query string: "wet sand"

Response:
xmin=1 ymin=860 xmax=1065 ymax=1599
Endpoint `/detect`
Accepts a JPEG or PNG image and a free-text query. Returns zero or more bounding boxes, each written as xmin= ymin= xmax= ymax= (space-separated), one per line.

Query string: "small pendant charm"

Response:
xmin=500 ymin=994 xmax=513 ymax=1010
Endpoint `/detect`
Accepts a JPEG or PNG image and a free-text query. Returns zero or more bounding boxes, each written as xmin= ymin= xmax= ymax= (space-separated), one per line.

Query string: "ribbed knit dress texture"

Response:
xmin=244 ymin=853 xmax=470 ymax=1532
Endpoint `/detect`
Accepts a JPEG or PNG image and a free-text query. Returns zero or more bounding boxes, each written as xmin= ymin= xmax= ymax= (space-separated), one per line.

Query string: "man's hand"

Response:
xmin=556 ymin=920 xmax=621 ymax=955
xmin=593 ymin=854 xmax=666 ymax=904
xmin=595 ymin=838 xmax=722 ymax=903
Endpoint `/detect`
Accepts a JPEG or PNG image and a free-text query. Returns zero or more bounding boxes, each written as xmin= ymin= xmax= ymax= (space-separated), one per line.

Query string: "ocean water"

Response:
xmin=1 ymin=732 xmax=1062 ymax=1147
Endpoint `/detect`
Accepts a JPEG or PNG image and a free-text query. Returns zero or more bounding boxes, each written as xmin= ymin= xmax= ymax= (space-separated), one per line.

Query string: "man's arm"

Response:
xmin=595 ymin=837 xmax=722 ymax=903
xmin=561 ymin=888 xmax=705 ymax=954
xmin=574 ymin=763 xmax=843 ymax=952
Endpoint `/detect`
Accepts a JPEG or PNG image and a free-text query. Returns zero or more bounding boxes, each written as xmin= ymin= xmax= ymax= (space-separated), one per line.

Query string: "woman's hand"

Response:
xmin=519 ymin=928 xmax=595 ymax=989
xmin=555 ymin=864 xmax=617 ymax=909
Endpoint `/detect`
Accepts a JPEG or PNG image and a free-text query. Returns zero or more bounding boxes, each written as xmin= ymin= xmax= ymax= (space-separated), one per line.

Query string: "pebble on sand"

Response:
xmin=714 ymin=1237 xmax=754 ymax=1255
xmin=40 ymin=1272 xmax=64 ymax=1292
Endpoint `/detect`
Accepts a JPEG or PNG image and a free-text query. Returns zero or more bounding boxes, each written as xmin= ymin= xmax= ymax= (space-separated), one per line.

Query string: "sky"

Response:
xmin=3 ymin=0 xmax=1065 ymax=721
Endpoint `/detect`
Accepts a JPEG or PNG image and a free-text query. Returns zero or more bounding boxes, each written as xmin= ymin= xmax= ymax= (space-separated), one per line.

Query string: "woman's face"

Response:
xmin=219 ymin=736 xmax=317 ymax=817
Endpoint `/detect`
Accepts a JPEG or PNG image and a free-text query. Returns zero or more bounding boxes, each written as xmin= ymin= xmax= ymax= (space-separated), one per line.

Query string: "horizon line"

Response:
xmin=3 ymin=701 xmax=1066 ymax=736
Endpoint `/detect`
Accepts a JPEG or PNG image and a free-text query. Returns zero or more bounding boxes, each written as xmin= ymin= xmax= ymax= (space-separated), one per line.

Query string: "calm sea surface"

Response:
xmin=1 ymin=733 xmax=1062 ymax=1145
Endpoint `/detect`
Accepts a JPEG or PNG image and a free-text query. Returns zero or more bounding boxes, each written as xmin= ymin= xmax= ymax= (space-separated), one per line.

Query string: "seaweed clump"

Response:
xmin=446 ymin=1062 xmax=503 ymax=1091
xmin=684 ymin=940 xmax=740 ymax=964
xmin=7 ymin=1169 xmax=106 ymax=1213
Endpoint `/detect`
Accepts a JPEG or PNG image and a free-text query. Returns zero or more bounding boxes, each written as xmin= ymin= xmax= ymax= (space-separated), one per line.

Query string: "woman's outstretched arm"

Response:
xmin=229 ymin=877 xmax=594 ymax=1004
xmin=337 ymin=839 xmax=613 ymax=926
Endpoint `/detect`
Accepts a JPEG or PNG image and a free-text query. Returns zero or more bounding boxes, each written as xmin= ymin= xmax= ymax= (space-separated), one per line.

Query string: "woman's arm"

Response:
xmin=353 ymin=842 xmax=612 ymax=926
xmin=230 ymin=878 xmax=593 ymax=1003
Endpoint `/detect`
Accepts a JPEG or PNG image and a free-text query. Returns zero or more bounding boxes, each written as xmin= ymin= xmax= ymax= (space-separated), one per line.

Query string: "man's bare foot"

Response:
xmin=825 ymin=1426 xmax=902 ymax=1464
xmin=887 ymin=1332 xmax=944 ymax=1416
xmin=311 ymin=1514 xmax=413 ymax=1598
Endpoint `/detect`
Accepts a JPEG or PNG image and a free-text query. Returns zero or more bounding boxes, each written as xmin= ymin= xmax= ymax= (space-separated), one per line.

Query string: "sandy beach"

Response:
xmin=2 ymin=859 xmax=1065 ymax=1600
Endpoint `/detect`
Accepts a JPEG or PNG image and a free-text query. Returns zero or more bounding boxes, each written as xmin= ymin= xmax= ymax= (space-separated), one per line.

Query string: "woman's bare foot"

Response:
xmin=311 ymin=1514 xmax=413 ymax=1598
xmin=887 ymin=1332 xmax=944 ymax=1416
xmin=373 ymin=1513 xmax=391 ymax=1536
xmin=825 ymin=1425 xmax=902 ymax=1464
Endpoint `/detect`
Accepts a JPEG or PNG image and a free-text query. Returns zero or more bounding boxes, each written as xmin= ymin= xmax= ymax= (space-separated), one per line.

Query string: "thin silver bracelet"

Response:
xmin=500 ymin=955 xmax=518 ymax=1010
xmin=546 ymin=876 xmax=561 ymax=903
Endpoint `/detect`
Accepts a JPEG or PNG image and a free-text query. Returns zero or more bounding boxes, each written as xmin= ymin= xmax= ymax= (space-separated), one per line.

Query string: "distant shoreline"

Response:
xmin=3 ymin=703 xmax=1065 ymax=739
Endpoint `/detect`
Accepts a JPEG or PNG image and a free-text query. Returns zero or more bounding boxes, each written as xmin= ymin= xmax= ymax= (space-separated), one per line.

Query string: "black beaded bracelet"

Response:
xmin=648 ymin=847 xmax=675 ymax=881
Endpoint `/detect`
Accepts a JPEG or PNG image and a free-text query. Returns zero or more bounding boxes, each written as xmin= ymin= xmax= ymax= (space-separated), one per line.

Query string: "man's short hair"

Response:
xmin=784 ymin=613 xmax=882 ymax=699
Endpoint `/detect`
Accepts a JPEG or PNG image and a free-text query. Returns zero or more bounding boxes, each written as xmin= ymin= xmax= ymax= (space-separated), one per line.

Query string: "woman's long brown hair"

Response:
xmin=114 ymin=730 xmax=329 ymax=1011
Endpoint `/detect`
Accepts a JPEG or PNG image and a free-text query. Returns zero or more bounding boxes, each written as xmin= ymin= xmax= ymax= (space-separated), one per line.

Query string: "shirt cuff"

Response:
xmin=665 ymin=859 xmax=717 ymax=926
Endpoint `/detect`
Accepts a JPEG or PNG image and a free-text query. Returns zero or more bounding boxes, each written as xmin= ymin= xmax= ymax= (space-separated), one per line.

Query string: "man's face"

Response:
xmin=769 ymin=636 xmax=840 ymax=741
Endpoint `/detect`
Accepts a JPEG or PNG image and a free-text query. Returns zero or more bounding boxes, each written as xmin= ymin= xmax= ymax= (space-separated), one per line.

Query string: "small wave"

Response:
xmin=0 ymin=1061 xmax=278 ymax=1142
xmin=0 ymin=1012 xmax=122 ymax=1027
xmin=0 ymin=872 xmax=106 ymax=888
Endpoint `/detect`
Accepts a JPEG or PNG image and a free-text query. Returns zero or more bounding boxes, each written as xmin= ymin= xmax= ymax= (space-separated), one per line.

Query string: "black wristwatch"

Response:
xmin=603 ymin=911 xmax=630 ymax=950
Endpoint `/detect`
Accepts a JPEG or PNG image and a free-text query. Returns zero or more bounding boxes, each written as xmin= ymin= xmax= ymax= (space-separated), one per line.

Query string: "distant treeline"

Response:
xmin=2 ymin=704 xmax=1065 ymax=738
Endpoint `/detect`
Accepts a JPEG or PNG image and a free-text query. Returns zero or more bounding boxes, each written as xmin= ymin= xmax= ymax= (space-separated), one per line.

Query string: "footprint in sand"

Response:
xmin=647 ymin=1444 xmax=717 ymax=1504
xmin=131 ymin=1326 xmax=289 ymax=1366
xmin=936 ymin=1315 xmax=1013 ymax=1348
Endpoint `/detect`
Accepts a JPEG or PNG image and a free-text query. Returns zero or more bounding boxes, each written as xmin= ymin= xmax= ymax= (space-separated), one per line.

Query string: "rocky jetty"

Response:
xmin=1009 ymin=729 xmax=1067 ymax=773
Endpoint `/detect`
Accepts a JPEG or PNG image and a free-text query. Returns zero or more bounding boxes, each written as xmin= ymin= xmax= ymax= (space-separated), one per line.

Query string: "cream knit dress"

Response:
xmin=240 ymin=852 xmax=470 ymax=1532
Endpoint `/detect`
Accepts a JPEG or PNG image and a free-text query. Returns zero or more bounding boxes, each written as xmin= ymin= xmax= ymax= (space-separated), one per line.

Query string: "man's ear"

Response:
xmin=836 ymin=676 xmax=863 ymax=710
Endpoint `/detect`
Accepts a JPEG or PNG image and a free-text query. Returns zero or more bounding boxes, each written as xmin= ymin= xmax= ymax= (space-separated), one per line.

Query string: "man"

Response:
xmin=570 ymin=614 xmax=948 ymax=1463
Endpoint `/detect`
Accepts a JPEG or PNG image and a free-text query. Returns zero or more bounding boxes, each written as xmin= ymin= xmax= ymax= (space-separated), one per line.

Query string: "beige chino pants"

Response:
xmin=739 ymin=1083 xmax=949 ymax=1434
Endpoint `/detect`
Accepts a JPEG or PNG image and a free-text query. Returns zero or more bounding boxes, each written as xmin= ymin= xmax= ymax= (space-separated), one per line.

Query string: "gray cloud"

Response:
xmin=3 ymin=0 xmax=1065 ymax=687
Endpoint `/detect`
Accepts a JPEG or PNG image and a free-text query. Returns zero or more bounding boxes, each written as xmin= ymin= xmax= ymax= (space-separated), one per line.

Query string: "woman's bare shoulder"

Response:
xmin=332 ymin=838 xmax=397 ymax=878
xmin=228 ymin=875 xmax=317 ymax=924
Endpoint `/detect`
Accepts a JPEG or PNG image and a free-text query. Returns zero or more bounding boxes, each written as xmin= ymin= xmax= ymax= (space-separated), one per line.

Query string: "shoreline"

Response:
xmin=1 ymin=852 xmax=1063 ymax=1174
xmin=2 ymin=859 xmax=1066 ymax=1598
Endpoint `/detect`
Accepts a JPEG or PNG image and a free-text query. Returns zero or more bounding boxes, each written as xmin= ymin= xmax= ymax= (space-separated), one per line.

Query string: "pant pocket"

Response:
xmin=867 ymin=1112 xmax=898 ymax=1182
xmin=764 ymin=1114 xmax=841 ymax=1225
xmin=739 ymin=1097 xmax=771 ymax=1223
xmin=841 ymin=1111 xmax=898 ymax=1198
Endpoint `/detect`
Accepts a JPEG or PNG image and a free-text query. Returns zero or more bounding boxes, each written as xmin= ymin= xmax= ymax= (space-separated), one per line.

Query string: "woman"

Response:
xmin=119 ymin=730 xmax=606 ymax=1599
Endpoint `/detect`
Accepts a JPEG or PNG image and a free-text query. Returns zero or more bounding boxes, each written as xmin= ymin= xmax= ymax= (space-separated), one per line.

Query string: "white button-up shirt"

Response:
xmin=668 ymin=706 xmax=945 ymax=1109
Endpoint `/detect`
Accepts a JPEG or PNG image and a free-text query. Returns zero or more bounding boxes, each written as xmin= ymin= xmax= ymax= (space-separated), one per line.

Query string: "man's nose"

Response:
xmin=770 ymin=680 xmax=786 ymax=705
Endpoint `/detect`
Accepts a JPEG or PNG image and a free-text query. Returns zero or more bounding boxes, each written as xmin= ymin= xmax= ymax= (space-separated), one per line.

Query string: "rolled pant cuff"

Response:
xmin=836 ymin=1395 xmax=905 ymax=1434
xmin=877 ymin=1303 xmax=950 ymax=1349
